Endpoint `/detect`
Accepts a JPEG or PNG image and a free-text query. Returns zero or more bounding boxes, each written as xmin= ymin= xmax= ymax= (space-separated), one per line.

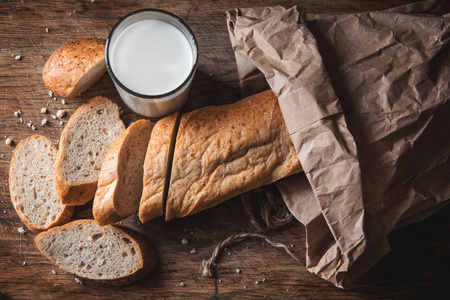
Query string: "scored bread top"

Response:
xmin=55 ymin=96 xmax=125 ymax=205
xmin=43 ymin=38 xmax=106 ymax=98
xmin=93 ymin=119 xmax=152 ymax=226
xmin=35 ymin=219 xmax=157 ymax=286
xmin=139 ymin=113 xmax=179 ymax=223
xmin=166 ymin=90 xmax=302 ymax=220
xmin=9 ymin=135 xmax=74 ymax=234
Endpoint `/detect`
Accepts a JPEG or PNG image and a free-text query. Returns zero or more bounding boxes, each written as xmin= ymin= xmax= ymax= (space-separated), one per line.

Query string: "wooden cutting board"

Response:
xmin=1 ymin=0 xmax=449 ymax=299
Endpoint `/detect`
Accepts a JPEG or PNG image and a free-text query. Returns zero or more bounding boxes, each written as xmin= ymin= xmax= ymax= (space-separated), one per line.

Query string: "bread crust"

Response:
xmin=55 ymin=96 xmax=125 ymax=206
xmin=9 ymin=135 xmax=74 ymax=234
xmin=93 ymin=120 xmax=152 ymax=226
xmin=43 ymin=38 xmax=106 ymax=98
xmin=139 ymin=113 xmax=179 ymax=223
xmin=166 ymin=90 xmax=302 ymax=220
xmin=35 ymin=219 xmax=157 ymax=286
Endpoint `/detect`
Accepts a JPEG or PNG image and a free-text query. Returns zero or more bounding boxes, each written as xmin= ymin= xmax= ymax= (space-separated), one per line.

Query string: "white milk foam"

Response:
xmin=111 ymin=19 xmax=193 ymax=95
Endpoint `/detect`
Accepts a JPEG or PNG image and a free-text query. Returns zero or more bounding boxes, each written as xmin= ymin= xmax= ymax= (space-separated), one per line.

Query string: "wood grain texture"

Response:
xmin=1 ymin=0 xmax=448 ymax=299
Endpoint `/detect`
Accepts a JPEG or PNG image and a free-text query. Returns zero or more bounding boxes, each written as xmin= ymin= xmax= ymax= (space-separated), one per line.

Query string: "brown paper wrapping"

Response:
xmin=227 ymin=0 xmax=450 ymax=288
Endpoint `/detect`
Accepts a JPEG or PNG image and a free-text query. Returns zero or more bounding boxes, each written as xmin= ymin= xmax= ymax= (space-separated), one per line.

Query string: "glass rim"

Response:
xmin=105 ymin=8 xmax=199 ymax=99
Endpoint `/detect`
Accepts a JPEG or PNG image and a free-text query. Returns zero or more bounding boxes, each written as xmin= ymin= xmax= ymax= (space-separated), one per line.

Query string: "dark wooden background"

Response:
xmin=1 ymin=0 xmax=449 ymax=299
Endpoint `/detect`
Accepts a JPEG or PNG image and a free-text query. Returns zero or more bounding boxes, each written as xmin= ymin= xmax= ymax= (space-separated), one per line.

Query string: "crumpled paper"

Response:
xmin=227 ymin=0 xmax=450 ymax=288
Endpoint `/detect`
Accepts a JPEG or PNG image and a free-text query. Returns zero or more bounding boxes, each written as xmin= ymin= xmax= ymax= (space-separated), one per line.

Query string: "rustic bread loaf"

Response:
xmin=55 ymin=96 xmax=125 ymax=206
xmin=9 ymin=135 xmax=74 ymax=234
xmin=35 ymin=219 xmax=157 ymax=286
xmin=43 ymin=38 xmax=106 ymax=98
xmin=139 ymin=113 xmax=179 ymax=223
xmin=165 ymin=90 xmax=302 ymax=220
xmin=93 ymin=119 xmax=152 ymax=226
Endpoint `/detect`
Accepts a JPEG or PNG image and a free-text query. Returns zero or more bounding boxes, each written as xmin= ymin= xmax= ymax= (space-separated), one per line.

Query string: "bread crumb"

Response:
xmin=1 ymin=154 xmax=4 ymax=157
xmin=244 ymin=285 xmax=247 ymax=289
xmin=41 ymin=107 xmax=47 ymax=114
xmin=19 ymin=118 xmax=23 ymax=123
xmin=236 ymin=268 xmax=241 ymax=274
xmin=22 ymin=261 xmax=27 ymax=266
xmin=5 ymin=138 xmax=12 ymax=145
xmin=41 ymin=118 xmax=48 ymax=126
xmin=48 ymin=90 xmax=53 ymax=97
xmin=50 ymin=115 xmax=57 ymax=119
xmin=17 ymin=227 xmax=26 ymax=234
xmin=262 ymin=278 xmax=266 ymax=282
xmin=56 ymin=109 xmax=65 ymax=118
xmin=74 ymin=278 xmax=83 ymax=284
xmin=52 ymin=270 xmax=57 ymax=275
xmin=61 ymin=99 xmax=66 ymax=105
xmin=13 ymin=110 xmax=21 ymax=117
xmin=255 ymin=281 xmax=260 ymax=284
xmin=14 ymin=55 xmax=22 ymax=60
xmin=59 ymin=121 xmax=64 ymax=125
xmin=31 ymin=125 xmax=36 ymax=131
xmin=53 ymin=97 xmax=57 ymax=101
xmin=190 ymin=248 xmax=197 ymax=254
xmin=45 ymin=28 xmax=49 ymax=33
xmin=180 ymin=282 xmax=186 ymax=287
xmin=218 ymin=279 xmax=222 ymax=283
xmin=181 ymin=238 xmax=188 ymax=245
xmin=91 ymin=0 xmax=95 ymax=2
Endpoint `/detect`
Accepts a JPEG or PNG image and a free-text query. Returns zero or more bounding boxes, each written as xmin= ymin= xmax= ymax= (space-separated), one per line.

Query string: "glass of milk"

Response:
xmin=106 ymin=9 xmax=198 ymax=118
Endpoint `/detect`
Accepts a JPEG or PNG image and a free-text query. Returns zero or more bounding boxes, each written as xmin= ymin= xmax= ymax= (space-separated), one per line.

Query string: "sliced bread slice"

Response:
xmin=139 ymin=112 xmax=179 ymax=223
xmin=43 ymin=38 xmax=106 ymax=98
xmin=9 ymin=135 xmax=74 ymax=234
xmin=93 ymin=119 xmax=152 ymax=226
xmin=55 ymin=96 xmax=125 ymax=206
xmin=35 ymin=219 xmax=157 ymax=286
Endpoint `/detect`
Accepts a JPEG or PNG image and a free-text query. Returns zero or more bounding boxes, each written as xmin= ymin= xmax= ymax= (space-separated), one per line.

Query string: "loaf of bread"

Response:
xmin=9 ymin=135 xmax=74 ymax=234
xmin=43 ymin=38 xmax=106 ymax=98
xmin=93 ymin=120 xmax=152 ymax=226
xmin=55 ymin=96 xmax=125 ymax=206
xmin=139 ymin=113 xmax=179 ymax=223
xmin=165 ymin=90 xmax=302 ymax=220
xmin=35 ymin=219 xmax=157 ymax=286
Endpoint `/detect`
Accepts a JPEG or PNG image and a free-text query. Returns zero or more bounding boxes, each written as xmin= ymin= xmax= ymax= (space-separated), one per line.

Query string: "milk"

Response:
xmin=110 ymin=19 xmax=194 ymax=96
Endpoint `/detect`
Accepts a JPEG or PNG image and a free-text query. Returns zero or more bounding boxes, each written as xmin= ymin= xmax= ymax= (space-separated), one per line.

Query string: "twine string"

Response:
xmin=201 ymin=232 xmax=299 ymax=277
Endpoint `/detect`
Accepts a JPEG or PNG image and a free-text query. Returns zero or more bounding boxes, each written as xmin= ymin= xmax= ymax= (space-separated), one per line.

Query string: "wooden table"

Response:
xmin=1 ymin=0 xmax=448 ymax=299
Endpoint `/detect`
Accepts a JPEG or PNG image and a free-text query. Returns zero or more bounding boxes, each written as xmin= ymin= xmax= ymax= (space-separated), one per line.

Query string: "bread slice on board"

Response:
xmin=43 ymin=38 xmax=106 ymax=98
xmin=139 ymin=113 xmax=179 ymax=223
xmin=55 ymin=96 xmax=125 ymax=206
xmin=35 ymin=219 xmax=157 ymax=286
xmin=9 ymin=135 xmax=74 ymax=234
xmin=166 ymin=90 xmax=302 ymax=220
xmin=93 ymin=119 xmax=152 ymax=226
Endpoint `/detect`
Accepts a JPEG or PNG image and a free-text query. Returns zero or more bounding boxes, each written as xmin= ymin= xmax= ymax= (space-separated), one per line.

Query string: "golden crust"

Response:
xmin=43 ymin=38 xmax=106 ymax=98
xmin=166 ymin=90 xmax=302 ymax=220
xmin=93 ymin=120 xmax=152 ymax=226
xmin=139 ymin=113 xmax=179 ymax=223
